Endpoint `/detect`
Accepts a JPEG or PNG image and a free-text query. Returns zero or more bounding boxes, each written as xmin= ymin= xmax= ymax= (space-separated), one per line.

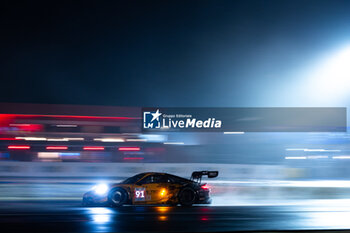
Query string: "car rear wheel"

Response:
xmin=108 ymin=188 xmax=127 ymax=207
xmin=179 ymin=187 xmax=197 ymax=207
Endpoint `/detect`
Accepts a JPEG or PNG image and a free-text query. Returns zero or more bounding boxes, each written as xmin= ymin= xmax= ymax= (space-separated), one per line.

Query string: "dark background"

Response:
xmin=1 ymin=0 xmax=350 ymax=107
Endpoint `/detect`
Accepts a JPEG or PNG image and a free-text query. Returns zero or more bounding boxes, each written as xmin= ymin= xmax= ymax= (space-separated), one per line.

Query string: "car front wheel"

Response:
xmin=108 ymin=188 xmax=128 ymax=207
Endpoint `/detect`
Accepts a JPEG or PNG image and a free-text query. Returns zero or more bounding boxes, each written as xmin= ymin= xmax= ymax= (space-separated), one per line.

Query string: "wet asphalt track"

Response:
xmin=1 ymin=201 xmax=350 ymax=232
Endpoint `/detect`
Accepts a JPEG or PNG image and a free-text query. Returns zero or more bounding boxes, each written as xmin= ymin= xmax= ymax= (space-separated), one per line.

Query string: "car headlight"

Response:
xmin=92 ymin=184 xmax=109 ymax=195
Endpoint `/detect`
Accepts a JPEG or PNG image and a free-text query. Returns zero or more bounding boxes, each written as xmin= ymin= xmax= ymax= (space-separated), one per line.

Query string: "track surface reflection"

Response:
xmin=1 ymin=201 xmax=350 ymax=232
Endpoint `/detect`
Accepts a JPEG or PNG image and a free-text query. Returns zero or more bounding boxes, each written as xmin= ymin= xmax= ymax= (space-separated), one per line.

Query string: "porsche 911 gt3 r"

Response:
xmin=82 ymin=171 xmax=218 ymax=207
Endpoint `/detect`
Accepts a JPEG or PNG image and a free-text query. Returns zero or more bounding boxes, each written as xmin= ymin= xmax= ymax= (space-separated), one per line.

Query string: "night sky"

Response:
xmin=1 ymin=0 xmax=350 ymax=107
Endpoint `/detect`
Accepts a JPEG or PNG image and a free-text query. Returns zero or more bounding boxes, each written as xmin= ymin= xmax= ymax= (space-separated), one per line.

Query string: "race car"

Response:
xmin=82 ymin=171 xmax=218 ymax=207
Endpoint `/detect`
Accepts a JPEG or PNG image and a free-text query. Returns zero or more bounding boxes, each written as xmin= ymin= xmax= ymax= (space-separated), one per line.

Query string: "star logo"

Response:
xmin=143 ymin=109 xmax=162 ymax=129
xmin=151 ymin=109 xmax=162 ymax=122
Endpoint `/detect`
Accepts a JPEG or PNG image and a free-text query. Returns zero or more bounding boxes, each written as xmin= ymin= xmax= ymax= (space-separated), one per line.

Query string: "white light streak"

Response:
xmin=285 ymin=148 xmax=307 ymax=151
xmin=223 ymin=132 xmax=245 ymax=134
xmin=307 ymin=155 xmax=328 ymax=159
xmin=47 ymin=138 xmax=69 ymax=141
xmin=304 ymin=149 xmax=341 ymax=152
xmin=94 ymin=138 xmax=124 ymax=142
xmin=64 ymin=138 xmax=84 ymax=141
xmin=16 ymin=137 xmax=47 ymax=141
xmin=38 ymin=152 xmax=60 ymax=159
xmin=333 ymin=156 xmax=350 ymax=159
xmin=126 ymin=139 xmax=147 ymax=142
xmin=286 ymin=148 xmax=341 ymax=152
xmin=47 ymin=138 xmax=84 ymax=141
xmin=163 ymin=142 xmax=185 ymax=145
xmin=285 ymin=156 xmax=307 ymax=160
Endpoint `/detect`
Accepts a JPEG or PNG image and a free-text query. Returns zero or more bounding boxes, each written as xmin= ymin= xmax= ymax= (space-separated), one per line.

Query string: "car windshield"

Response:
xmin=120 ymin=173 xmax=146 ymax=184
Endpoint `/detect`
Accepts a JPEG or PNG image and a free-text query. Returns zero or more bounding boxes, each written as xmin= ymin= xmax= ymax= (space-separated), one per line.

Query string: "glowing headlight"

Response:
xmin=93 ymin=184 xmax=108 ymax=195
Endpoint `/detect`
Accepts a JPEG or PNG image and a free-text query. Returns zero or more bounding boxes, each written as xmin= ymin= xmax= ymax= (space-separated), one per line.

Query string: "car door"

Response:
xmin=132 ymin=174 xmax=170 ymax=204
xmin=147 ymin=174 xmax=170 ymax=204
xmin=132 ymin=174 xmax=153 ymax=204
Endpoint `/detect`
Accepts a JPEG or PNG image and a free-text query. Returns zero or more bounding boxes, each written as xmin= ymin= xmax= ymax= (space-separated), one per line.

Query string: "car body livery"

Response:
xmin=82 ymin=171 xmax=218 ymax=207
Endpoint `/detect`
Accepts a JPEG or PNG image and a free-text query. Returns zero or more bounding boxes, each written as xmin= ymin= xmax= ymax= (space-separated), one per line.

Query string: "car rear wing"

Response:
xmin=191 ymin=171 xmax=219 ymax=183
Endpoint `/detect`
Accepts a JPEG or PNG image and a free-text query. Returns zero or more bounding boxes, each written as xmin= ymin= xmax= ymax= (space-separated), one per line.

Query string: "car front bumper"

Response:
xmin=82 ymin=191 xmax=108 ymax=205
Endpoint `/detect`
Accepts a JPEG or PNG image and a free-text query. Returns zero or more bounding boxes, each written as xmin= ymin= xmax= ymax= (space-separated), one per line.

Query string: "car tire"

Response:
xmin=179 ymin=187 xmax=197 ymax=207
xmin=108 ymin=188 xmax=128 ymax=207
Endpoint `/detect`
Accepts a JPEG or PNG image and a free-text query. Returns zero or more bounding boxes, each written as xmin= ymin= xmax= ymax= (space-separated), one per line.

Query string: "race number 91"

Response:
xmin=134 ymin=188 xmax=146 ymax=201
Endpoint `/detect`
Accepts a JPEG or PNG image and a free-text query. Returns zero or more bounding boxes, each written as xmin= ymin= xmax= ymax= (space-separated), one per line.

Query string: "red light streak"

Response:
xmin=8 ymin=145 xmax=30 ymax=150
xmin=0 ymin=138 xmax=20 ymax=140
xmin=46 ymin=146 xmax=68 ymax=150
xmin=83 ymin=146 xmax=105 ymax=151
xmin=0 ymin=114 xmax=139 ymax=121
xmin=118 ymin=147 xmax=141 ymax=151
